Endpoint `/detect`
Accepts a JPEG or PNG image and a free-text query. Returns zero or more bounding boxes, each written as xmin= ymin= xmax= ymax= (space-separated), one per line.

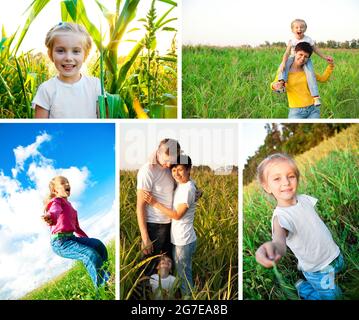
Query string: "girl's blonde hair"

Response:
xmin=43 ymin=176 xmax=68 ymax=211
xmin=291 ymin=19 xmax=307 ymax=31
xmin=257 ymin=153 xmax=300 ymax=189
xmin=45 ymin=22 xmax=92 ymax=60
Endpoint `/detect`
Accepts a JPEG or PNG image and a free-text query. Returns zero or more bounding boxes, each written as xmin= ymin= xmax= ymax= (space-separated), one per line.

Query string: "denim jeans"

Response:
xmin=173 ymin=240 xmax=196 ymax=296
xmin=297 ymin=253 xmax=345 ymax=300
xmin=51 ymin=235 xmax=109 ymax=288
xmin=288 ymin=105 xmax=320 ymax=119
xmin=278 ymin=56 xmax=319 ymax=97
xmin=143 ymin=222 xmax=172 ymax=276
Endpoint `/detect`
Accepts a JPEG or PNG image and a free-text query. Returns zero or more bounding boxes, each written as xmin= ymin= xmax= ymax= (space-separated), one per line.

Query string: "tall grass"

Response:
xmin=120 ymin=170 xmax=238 ymax=300
xmin=182 ymin=46 xmax=359 ymax=118
xmin=243 ymin=126 xmax=359 ymax=300
xmin=22 ymin=240 xmax=116 ymax=300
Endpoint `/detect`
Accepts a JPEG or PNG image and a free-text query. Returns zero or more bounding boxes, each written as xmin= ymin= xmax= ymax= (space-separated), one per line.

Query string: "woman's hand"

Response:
xmin=143 ymin=191 xmax=157 ymax=206
xmin=41 ymin=214 xmax=54 ymax=226
xmin=141 ymin=238 xmax=153 ymax=255
xmin=255 ymin=241 xmax=283 ymax=268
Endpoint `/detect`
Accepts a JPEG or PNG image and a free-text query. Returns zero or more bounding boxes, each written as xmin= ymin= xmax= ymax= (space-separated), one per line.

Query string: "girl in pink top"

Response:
xmin=43 ymin=176 xmax=110 ymax=289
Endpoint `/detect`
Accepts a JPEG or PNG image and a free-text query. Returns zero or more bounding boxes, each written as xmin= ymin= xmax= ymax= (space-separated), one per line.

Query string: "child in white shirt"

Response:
xmin=33 ymin=22 xmax=101 ymax=118
xmin=255 ymin=153 xmax=344 ymax=300
xmin=150 ymin=255 xmax=177 ymax=300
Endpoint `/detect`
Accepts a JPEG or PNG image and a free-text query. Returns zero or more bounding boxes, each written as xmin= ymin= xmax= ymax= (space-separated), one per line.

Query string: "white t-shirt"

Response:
xmin=171 ymin=180 xmax=197 ymax=246
xmin=289 ymin=35 xmax=315 ymax=56
xmin=32 ymin=75 xmax=101 ymax=118
xmin=150 ymin=274 xmax=177 ymax=300
xmin=137 ymin=162 xmax=174 ymax=224
xmin=272 ymin=194 xmax=340 ymax=272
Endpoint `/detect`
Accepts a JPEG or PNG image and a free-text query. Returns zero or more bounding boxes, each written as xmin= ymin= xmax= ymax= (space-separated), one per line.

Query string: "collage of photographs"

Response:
xmin=0 ymin=0 xmax=358 ymax=307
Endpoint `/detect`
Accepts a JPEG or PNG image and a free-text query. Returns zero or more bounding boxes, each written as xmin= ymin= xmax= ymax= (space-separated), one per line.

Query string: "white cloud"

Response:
xmin=0 ymin=133 xmax=115 ymax=299
xmin=12 ymin=132 xmax=51 ymax=178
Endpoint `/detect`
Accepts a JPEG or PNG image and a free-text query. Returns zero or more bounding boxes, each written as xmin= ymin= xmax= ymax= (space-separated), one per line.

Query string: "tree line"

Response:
xmin=243 ymin=123 xmax=351 ymax=185
xmin=261 ymin=39 xmax=359 ymax=49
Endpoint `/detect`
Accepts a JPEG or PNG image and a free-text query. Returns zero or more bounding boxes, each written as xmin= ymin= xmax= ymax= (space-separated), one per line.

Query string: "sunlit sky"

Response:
xmin=119 ymin=122 xmax=238 ymax=170
xmin=1 ymin=0 xmax=177 ymax=56
xmin=183 ymin=0 xmax=359 ymax=46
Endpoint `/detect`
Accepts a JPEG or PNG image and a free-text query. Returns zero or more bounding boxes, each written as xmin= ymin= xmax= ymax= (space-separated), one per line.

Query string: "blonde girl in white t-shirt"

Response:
xmin=144 ymin=154 xmax=197 ymax=297
xmin=33 ymin=22 xmax=101 ymax=118
xmin=255 ymin=153 xmax=344 ymax=300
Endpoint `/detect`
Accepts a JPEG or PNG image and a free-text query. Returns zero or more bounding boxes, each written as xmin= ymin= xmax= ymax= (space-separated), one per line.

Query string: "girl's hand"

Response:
xmin=42 ymin=214 xmax=54 ymax=226
xmin=326 ymin=56 xmax=334 ymax=64
xmin=255 ymin=241 xmax=282 ymax=268
xmin=143 ymin=191 xmax=157 ymax=206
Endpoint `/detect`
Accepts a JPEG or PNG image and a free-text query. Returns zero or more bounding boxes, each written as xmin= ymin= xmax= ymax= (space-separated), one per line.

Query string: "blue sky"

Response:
xmin=0 ymin=123 xmax=116 ymax=299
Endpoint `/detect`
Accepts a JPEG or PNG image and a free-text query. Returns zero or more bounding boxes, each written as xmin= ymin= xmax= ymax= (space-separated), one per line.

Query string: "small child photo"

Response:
xmin=119 ymin=123 xmax=239 ymax=300
xmin=0 ymin=1 xmax=177 ymax=119
xmin=242 ymin=123 xmax=359 ymax=300
xmin=0 ymin=123 xmax=116 ymax=300
xmin=182 ymin=0 xmax=359 ymax=119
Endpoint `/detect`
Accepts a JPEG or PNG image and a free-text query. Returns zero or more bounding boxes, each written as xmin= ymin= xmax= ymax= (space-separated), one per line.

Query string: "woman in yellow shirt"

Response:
xmin=272 ymin=42 xmax=334 ymax=119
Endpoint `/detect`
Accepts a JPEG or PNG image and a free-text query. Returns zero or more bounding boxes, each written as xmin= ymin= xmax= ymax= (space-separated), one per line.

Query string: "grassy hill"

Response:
xmin=243 ymin=124 xmax=359 ymax=299
xmin=22 ymin=240 xmax=116 ymax=300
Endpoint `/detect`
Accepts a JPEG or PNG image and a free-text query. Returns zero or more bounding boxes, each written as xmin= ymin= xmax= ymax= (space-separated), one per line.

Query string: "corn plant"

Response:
xmin=1 ymin=0 xmax=177 ymax=118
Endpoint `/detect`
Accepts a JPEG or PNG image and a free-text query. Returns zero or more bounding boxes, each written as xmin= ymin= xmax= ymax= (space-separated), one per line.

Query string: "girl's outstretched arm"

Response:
xmin=255 ymin=217 xmax=287 ymax=268
xmin=143 ymin=191 xmax=188 ymax=220
xmin=313 ymin=45 xmax=334 ymax=63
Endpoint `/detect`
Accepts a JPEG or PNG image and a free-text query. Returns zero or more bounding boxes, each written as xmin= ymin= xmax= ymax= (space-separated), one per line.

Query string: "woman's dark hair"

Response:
xmin=171 ymin=154 xmax=192 ymax=170
xmin=294 ymin=42 xmax=313 ymax=57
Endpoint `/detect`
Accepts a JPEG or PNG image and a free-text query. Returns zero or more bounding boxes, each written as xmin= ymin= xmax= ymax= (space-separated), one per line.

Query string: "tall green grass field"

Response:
xmin=183 ymin=46 xmax=359 ymax=118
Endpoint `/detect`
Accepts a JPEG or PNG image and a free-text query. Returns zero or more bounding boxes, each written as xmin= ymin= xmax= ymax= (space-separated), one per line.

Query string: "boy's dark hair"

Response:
xmin=170 ymin=154 xmax=192 ymax=170
xmin=294 ymin=42 xmax=313 ymax=57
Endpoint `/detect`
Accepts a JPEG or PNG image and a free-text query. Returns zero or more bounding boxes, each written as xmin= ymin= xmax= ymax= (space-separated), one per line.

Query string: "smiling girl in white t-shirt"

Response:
xmin=33 ymin=22 xmax=101 ymax=118
xmin=255 ymin=153 xmax=344 ymax=300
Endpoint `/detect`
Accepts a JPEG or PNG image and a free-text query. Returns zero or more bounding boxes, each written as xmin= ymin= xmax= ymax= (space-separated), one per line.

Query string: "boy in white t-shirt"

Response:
xmin=150 ymin=255 xmax=178 ymax=300
xmin=33 ymin=22 xmax=101 ymax=118
xmin=255 ymin=153 xmax=344 ymax=300
xmin=144 ymin=154 xmax=197 ymax=297
xmin=275 ymin=19 xmax=334 ymax=107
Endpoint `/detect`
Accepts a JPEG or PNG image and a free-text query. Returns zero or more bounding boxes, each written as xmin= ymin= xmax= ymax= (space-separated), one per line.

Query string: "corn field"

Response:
xmin=0 ymin=0 xmax=177 ymax=118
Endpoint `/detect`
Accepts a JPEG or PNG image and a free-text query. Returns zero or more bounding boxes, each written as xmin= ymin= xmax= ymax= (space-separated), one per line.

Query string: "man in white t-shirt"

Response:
xmin=136 ymin=138 xmax=181 ymax=275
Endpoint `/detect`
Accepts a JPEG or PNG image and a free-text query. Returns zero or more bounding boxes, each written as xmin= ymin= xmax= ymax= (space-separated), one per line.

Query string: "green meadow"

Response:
xmin=22 ymin=240 xmax=115 ymax=300
xmin=182 ymin=46 xmax=359 ymax=118
xmin=243 ymin=125 xmax=359 ymax=300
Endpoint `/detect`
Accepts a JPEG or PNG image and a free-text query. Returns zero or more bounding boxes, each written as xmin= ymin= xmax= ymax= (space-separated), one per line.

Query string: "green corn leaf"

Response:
xmin=106 ymin=93 xmax=129 ymax=118
xmin=164 ymin=105 xmax=177 ymax=118
xmin=117 ymin=38 xmax=145 ymax=89
xmin=14 ymin=0 xmax=51 ymax=55
xmin=0 ymin=72 xmax=15 ymax=104
xmin=149 ymin=103 xmax=164 ymax=118
xmin=98 ymin=95 xmax=106 ymax=118
xmin=158 ymin=0 xmax=177 ymax=6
